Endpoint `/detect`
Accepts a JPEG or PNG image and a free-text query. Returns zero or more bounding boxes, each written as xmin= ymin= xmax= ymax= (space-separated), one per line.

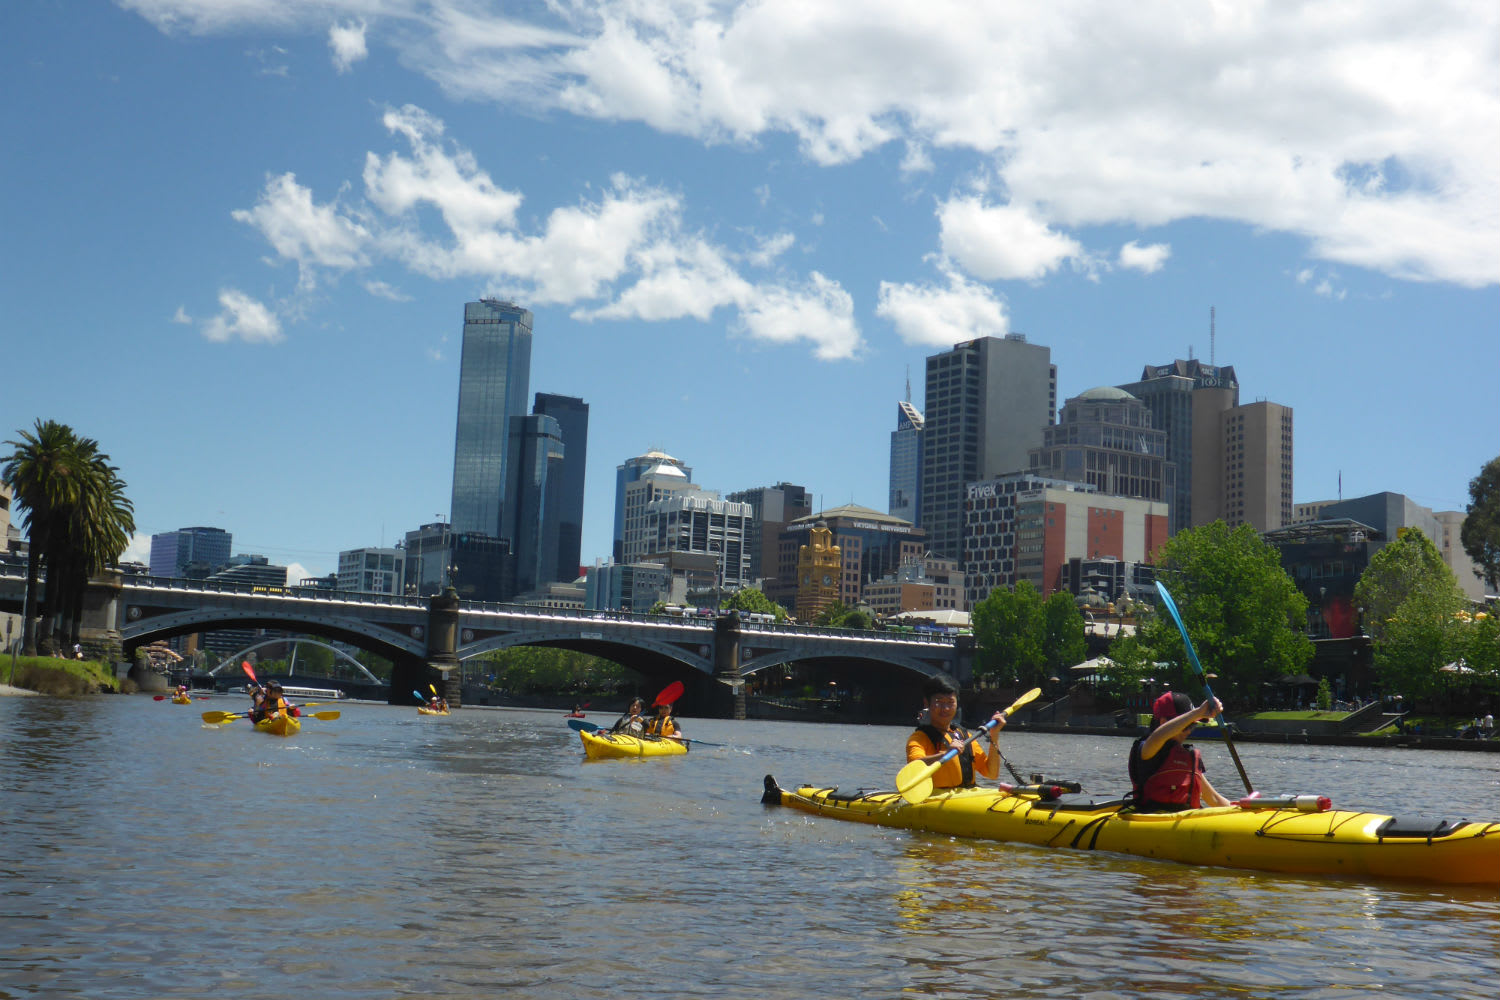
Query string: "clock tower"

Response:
xmin=795 ymin=521 xmax=841 ymax=622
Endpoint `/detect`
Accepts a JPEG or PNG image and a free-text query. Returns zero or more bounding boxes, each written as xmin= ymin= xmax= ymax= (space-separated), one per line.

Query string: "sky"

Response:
xmin=3 ymin=1 xmax=1496 ymax=583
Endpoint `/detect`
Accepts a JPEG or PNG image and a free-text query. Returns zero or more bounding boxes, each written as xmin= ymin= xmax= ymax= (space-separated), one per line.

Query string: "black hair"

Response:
xmin=922 ymin=675 xmax=959 ymax=699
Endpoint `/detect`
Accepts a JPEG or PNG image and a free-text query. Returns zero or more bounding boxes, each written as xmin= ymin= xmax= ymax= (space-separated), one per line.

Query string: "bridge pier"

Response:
xmin=391 ymin=587 xmax=463 ymax=708
xmin=713 ymin=612 xmax=745 ymax=720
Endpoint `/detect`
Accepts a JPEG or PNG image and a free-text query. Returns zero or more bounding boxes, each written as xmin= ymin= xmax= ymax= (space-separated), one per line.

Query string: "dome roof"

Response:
xmin=645 ymin=463 xmax=687 ymax=478
xmin=1076 ymin=386 xmax=1135 ymax=401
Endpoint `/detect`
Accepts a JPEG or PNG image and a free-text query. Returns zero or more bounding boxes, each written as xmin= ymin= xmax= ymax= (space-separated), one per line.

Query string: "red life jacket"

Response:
xmin=1129 ymin=738 xmax=1204 ymax=810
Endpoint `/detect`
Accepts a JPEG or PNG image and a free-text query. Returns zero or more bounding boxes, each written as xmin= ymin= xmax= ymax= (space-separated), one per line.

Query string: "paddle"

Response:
xmin=895 ymin=687 xmax=1042 ymax=804
xmin=653 ymin=680 xmax=685 ymax=706
xmin=242 ymin=661 xmax=259 ymax=686
xmin=568 ymin=718 xmax=600 ymax=733
xmin=202 ymin=709 xmax=342 ymax=724
xmin=1154 ymin=580 xmax=1254 ymax=795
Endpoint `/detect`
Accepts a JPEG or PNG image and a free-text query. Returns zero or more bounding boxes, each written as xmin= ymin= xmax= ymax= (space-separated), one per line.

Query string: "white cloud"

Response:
xmin=231 ymin=172 xmax=370 ymax=290
xmin=746 ymin=232 xmax=795 ymax=268
xmin=171 ymin=305 xmax=192 ymax=324
xmin=202 ymin=289 xmax=283 ymax=344
xmin=125 ymin=0 xmax=1500 ymax=287
xmin=328 ymin=19 xmax=367 ymax=73
xmin=734 ymin=272 xmax=860 ymax=361
xmin=363 ymin=279 xmax=410 ymax=301
xmin=1118 ymin=240 xmax=1171 ymax=274
xmin=121 ymin=532 xmax=152 ymax=565
xmin=876 ymin=265 xmax=1009 ymax=346
xmin=938 ymin=197 xmax=1084 ymax=282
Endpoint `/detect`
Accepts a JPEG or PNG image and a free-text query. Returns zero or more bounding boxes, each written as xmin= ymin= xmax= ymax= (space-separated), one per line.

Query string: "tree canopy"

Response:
xmin=1354 ymin=527 xmax=1470 ymax=700
xmin=1142 ymin=521 xmax=1312 ymax=704
xmin=721 ymin=587 xmax=788 ymax=620
xmin=1461 ymin=455 xmax=1500 ymax=594
xmin=971 ymin=581 xmax=1087 ymax=687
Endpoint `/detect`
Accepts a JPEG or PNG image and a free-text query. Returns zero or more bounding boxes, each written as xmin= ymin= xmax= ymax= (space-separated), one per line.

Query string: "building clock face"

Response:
xmin=822 ymin=574 xmax=833 ymax=586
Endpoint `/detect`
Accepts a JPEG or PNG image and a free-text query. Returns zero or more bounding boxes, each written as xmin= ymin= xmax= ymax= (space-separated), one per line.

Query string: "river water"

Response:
xmin=2 ymin=694 xmax=1497 ymax=999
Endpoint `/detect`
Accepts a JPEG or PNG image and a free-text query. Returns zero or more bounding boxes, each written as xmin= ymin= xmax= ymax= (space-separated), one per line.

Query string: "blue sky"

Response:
xmin=3 ymin=1 xmax=1496 ymax=582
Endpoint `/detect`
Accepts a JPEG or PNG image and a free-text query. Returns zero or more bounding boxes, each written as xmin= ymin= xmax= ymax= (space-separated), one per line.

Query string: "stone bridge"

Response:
xmin=0 ymin=568 xmax=971 ymax=718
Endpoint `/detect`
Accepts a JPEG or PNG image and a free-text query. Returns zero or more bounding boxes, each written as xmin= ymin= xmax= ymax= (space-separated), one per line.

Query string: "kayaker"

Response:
xmin=646 ymin=700 xmax=685 ymax=741
xmin=247 ymin=684 xmax=267 ymax=723
xmin=261 ymin=681 xmax=299 ymax=721
xmin=1128 ymin=691 xmax=1232 ymax=812
xmin=611 ymin=697 xmax=647 ymax=734
xmin=905 ymin=675 xmax=1008 ymax=789
xmin=428 ymin=694 xmax=449 ymax=713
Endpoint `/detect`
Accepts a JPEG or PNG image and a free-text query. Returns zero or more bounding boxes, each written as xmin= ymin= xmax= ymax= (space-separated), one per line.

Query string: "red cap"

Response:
xmin=1152 ymin=692 xmax=1185 ymax=726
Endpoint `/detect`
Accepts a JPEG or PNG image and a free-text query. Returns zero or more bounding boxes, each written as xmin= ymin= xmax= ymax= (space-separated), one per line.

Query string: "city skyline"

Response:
xmin=4 ymin=4 xmax=1496 ymax=583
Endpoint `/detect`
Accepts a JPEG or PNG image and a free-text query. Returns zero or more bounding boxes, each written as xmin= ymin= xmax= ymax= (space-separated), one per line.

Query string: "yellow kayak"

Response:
xmin=171 ymin=696 xmax=192 ymax=705
xmin=580 ymin=729 xmax=688 ymax=760
xmin=255 ymin=713 xmax=301 ymax=737
xmin=762 ymin=776 xmax=1500 ymax=885
xmin=417 ymin=707 xmax=449 ymax=716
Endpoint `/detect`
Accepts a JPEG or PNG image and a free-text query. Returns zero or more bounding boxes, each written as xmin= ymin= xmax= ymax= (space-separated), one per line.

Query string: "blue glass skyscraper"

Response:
xmin=450 ymin=300 xmax=533 ymax=538
xmin=533 ymin=393 xmax=589 ymax=582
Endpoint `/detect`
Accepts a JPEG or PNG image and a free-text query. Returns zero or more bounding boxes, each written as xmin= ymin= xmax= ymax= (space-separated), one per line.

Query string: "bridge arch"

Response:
xmin=736 ymin=647 xmax=950 ymax=682
xmin=208 ymin=638 xmax=384 ymax=683
xmin=120 ymin=608 xmax=425 ymax=668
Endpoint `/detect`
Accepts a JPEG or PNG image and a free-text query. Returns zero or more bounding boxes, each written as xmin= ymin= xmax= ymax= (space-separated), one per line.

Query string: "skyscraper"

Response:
xmin=449 ymin=299 xmax=533 ymax=537
xmin=1028 ymin=386 xmax=1175 ymax=515
xmin=533 ymin=393 xmax=589 ymax=582
xmin=149 ymin=526 xmax=232 ymax=578
xmin=613 ymin=450 xmax=692 ymax=561
xmin=1118 ymin=359 xmax=1238 ymax=534
xmin=889 ymin=400 xmax=923 ymax=526
xmin=726 ymin=482 xmax=812 ymax=589
xmin=920 ymin=335 xmax=1056 ymax=561
xmin=507 ymin=413 xmax=566 ymax=596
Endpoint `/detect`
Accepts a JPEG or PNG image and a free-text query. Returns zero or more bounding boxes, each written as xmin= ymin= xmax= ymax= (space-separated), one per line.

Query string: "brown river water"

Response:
xmin=2 ymin=694 xmax=1497 ymax=999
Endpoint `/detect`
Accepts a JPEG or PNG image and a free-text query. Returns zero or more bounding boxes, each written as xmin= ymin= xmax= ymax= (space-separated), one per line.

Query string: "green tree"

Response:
xmin=813 ymin=601 xmax=872 ymax=629
xmin=1373 ymin=589 xmax=1464 ymax=703
xmin=1460 ymin=456 xmax=1500 ymax=594
xmin=1145 ymin=521 xmax=1312 ymax=705
xmin=3 ymin=421 xmax=133 ymax=656
xmin=1040 ymin=591 xmax=1087 ymax=677
xmin=972 ymin=581 xmax=1046 ymax=685
xmin=1353 ymin=528 xmax=1464 ymax=643
xmin=721 ymin=588 xmax=788 ymax=620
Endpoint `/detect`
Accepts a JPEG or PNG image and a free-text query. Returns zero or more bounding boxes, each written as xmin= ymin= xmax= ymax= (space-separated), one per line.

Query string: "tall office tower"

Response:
xmin=533 ymin=393 xmax=589 ymax=582
xmin=403 ymin=522 xmax=452 ymax=596
xmin=449 ymin=299 xmax=533 ymax=537
xmin=613 ymin=450 xmax=692 ymax=561
xmin=620 ymin=459 xmax=697 ymax=564
xmin=1028 ymin=387 xmax=1175 ymax=516
xmin=1117 ymin=359 xmax=1238 ymax=534
xmin=726 ymin=482 xmax=812 ymax=589
xmin=920 ymin=335 xmax=1056 ymax=561
xmin=506 ymin=414 xmax=566 ymax=596
xmin=149 ymin=526 xmax=232 ymax=578
xmin=889 ymin=401 xmax=924 ymax=525
xmin=1215 ymin=401 xmax=1293 ymax=532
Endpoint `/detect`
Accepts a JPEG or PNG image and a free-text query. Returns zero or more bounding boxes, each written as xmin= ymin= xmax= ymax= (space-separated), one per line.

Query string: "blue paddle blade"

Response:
xmin=567 ymin=718 xmax=600 ymax=733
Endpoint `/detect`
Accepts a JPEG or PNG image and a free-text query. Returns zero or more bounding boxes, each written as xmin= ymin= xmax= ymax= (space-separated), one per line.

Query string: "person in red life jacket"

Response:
xmin=1128 ymin=691 xmax=1232 ymax=812
xmin=260 ymin=681 xmax=301 ymax=720
xmin=905 ymin=675 xmax=1008 ymax=790
xmin=645 ymin=700 xmax=684 ymax=742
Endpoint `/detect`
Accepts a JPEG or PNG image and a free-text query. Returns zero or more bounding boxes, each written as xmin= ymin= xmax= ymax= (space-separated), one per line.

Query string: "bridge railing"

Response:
xmin=121 ymin=575 xmax=430 ymax=609
xmin=449 ymin=600 xmax=956 ymax=645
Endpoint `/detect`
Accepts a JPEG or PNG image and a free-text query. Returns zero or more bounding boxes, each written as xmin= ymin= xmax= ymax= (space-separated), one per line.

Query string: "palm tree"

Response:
xmin=2 ymin=421 xmax=133 ymax=656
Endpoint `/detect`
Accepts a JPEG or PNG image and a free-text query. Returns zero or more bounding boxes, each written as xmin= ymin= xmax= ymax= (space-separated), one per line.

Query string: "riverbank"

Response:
xmin=0 ymin=683 xmax=42 ymax=697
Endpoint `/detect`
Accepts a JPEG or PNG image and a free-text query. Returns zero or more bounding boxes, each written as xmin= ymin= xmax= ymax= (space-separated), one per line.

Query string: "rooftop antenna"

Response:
xmin=904 ymin=365 xmax=911 ymax=404
xmin=1210 ymin=306 xmax=1216 ymax=366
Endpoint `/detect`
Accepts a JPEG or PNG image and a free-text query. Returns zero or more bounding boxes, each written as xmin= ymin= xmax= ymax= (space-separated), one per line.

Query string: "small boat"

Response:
xmin=761 ymin=776 xmax=1500 ymax=885
xmin=171 ymin=695 xmax=193 ymax=705
xmin=255 ymin=713 xmax=301 ymax=737
xmin=417 ymin=707 xmax=449 ymax=716
xmin=579 ymin=729 xmax=688 ymax=760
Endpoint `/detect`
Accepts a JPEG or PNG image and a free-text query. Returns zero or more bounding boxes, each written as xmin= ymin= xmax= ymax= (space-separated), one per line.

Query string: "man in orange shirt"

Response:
xmin=905 ymin=675 xmax=1008 ymax=790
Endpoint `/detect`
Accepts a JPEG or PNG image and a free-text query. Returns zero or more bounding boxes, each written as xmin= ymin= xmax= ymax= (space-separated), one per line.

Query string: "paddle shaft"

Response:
xmin=1154 ymin=581 xmax=1254 ymax=794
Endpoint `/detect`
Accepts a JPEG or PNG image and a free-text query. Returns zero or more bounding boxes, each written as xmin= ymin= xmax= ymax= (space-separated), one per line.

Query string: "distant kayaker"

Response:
xmin=428 ymin=694 xmax=449 ymax=713
xmin=905 ymin=675 xmax=1008 ymax=789
xmin=1128 ymin=691 xmax=1232 ymax=812
xmin=247 ymin=684 xmax=267 ymax=722
xmin=260 ymin=681 xmax=299 ymax=721
xmin=611 ymin=697 xmax=647 ymax=734
xmin=646 ymin=700 xmax=685 ymax=742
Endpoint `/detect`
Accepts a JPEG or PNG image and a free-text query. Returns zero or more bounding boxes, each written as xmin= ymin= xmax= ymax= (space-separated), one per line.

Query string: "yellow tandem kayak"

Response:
xmin=579 ymin=729 xmax=688 ymax=760
xmin=761 ymin=776 xmax=1500 ymax=885
xmin=417 ymin=707 xmax=449 ymax=716
xmin=254 ymin=713 xmax=301 ymax=737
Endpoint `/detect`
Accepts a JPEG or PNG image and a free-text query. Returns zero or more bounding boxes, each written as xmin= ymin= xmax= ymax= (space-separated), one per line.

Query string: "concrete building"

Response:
xmin=1213 ymin=401 xmax=1294 ymax=532
xmin=778 ymin=505 xmax=926 ymax=611
xmin=208 ymin=555 xmax=288 ymax=588
xmin=726 ymin=482 xmax=812 ymax=592
xmin=621 ymin=461 xmax=699 ymax=565
xmin=889 ymin=400 xmax=924 ymax=526
xmin=794 ymin=522 xmax=842 ymax=622
xmin=149 ymin=526 xmax=231 ymax=579
xmin=863 ymin=554 xmax=964 ymax=618
xmin=921 ymin=335 xmax=1056 ymax=561
xmin=449 ymin=299 xmax=533 ymax=538
xmin=337 ymin=547 xmax=407 ymax=595
xmin=613 ymin=450 xmax=691 ymax=562
xmin=533 ymin=392 xmax=589 ymax=583
xmin=402 ymin=522 xmax=452 ymax=596
xmin=963 ymin=474 xmax=1168 ymax=606
xmin=1435 ymin=510 xmax=1488 ymax=601
xmin=642 ymin=491 xmax=753 ymax=593
xmin=1118 ymin=359 xmax=1239 ymax=534
xmin=1028 ymin=386 xmax=1175 ymax=519
xmin=585 ymin=560 xmax=672 ymax=613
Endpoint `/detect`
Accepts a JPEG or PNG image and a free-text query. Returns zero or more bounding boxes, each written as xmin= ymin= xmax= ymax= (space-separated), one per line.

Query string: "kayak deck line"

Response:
xmin=761 ymin=775 xmax=1500 ymax=885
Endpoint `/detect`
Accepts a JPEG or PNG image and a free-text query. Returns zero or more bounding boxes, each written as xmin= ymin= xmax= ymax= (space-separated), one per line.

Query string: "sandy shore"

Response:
xmin=0 ymin=683 xmax=41 ymax=697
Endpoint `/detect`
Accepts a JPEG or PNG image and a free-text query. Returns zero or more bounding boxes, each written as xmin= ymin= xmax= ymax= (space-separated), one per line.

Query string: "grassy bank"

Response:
xmin=3 ymin=656 xmax=120 ymax=695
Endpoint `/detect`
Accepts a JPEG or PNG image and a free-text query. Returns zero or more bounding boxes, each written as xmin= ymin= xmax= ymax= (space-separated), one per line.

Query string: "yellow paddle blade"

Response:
xmin=896 ymin=758 xmax=940 ymax=802
xmin=1005 ymin=687 xmax=1042 ymax=715
xmin=200 ymin=710 xmax=238 ymax=724
xmin=900 ymin=773 xmax=934 ymax=804
xmin=308 ymin=711 xmax=341 ymax=720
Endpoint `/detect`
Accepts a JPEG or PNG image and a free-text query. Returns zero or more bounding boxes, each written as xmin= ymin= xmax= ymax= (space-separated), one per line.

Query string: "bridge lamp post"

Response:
xmin=6 ymin=617 xmax=14 ymax=687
